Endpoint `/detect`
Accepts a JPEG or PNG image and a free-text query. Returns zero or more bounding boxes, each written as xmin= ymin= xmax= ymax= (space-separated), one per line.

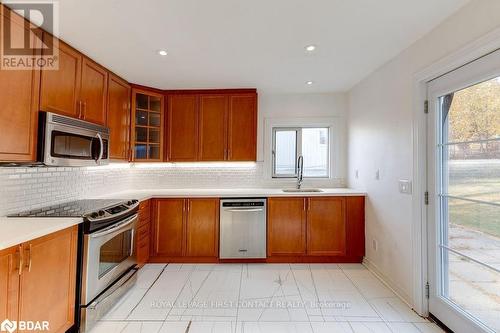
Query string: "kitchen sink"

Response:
xmin=282 ymin=188 xmax=323 ymax=193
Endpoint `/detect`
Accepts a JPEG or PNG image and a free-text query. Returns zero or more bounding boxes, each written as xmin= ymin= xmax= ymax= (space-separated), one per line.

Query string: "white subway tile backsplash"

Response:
xmin=0 ymin=162 xmax=345 ymax=216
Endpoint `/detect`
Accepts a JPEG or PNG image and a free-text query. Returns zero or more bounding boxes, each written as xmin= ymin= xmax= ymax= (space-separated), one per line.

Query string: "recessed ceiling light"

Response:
xmin=305 ymin=45 xmax=316 ymax=52
xmin=157 ymin=50 xmax=168 ymax=56
xmin=306 ymin=81 xmax=314 ymax=85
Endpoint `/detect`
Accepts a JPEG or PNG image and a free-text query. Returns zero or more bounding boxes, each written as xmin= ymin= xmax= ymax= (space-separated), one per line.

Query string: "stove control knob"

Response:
xmin=90 ymin=212 xmax=98 ymax=219
xmin=127 ymin=200 xmax=133 ymax=206
xmin=98 ymin=210 xmax=105 ymax=216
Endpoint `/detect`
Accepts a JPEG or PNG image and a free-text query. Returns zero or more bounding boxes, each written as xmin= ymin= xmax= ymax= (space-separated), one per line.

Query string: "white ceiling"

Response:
xmin=53 ymin=0 xmax=469 ymax=94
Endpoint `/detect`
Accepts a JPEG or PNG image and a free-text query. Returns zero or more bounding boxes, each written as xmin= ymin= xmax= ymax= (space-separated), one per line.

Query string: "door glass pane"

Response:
xmin=438 ymin=76 xmax=500 ymax=332
xmin=148 ymin=144 xmax=160 ymax=159
xmin=99 ymin=229 xmax=132 ymax=278
xmin=150 ymin=96 xmax=161 ymax=111
xmin=274 ymin=130 xmax=297 ymax=176
xmin=149 ymin=112 xmax=161 ymax=127
xmin=149 ymin=129 xmax=160 ymax=143
xmin=445 ymin=250 xmax=500 ymax=330
xmin=135 ymin=127 xmax=147 ymax=142
xmin=135 ymin=144 xmax=147 ymax=159
xmin=136 ymin=110 xmax=148 ymax=126
xmin=302 ymin=128 xmax=329 ymax=177
xmin=136 ymin=93 xmax=148 ymax=109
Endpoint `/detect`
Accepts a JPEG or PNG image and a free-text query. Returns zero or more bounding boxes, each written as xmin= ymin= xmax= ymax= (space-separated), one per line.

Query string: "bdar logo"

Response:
xmin=0 ymin=319 xmax=17 ymax=333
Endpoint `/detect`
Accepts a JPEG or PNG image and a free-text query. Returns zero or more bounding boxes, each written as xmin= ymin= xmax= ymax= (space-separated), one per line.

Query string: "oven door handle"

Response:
xmin=90 ymin=214 xmax=137 ymax=238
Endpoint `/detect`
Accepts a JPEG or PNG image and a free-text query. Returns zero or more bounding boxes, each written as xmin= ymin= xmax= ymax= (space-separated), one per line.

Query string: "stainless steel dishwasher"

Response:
xmin=219 ymin=198 xmax=267 ymax=259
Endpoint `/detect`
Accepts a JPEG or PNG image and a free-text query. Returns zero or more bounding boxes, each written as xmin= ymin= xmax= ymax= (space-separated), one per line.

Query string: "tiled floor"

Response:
xmin=90 ymin=264 xmax=444 ymax=333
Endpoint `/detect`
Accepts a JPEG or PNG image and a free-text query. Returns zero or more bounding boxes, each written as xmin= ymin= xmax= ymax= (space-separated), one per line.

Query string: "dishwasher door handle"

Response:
xmin=224 ymin=208 xmax=264 ymax=212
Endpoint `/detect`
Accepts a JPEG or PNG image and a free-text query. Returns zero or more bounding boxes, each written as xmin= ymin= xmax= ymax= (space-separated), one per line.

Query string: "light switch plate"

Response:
xmin=398 ymin=179 xmax=412 ymax=194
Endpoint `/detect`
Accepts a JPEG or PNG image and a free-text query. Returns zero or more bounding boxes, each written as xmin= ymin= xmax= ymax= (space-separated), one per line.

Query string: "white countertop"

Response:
xmin=0 ymin=216 xmax=82 ymax=251
xmin=0 ymin=188 xmax=365 ymax=251
xmin=96 ymin=188 xmax=366 ymax=201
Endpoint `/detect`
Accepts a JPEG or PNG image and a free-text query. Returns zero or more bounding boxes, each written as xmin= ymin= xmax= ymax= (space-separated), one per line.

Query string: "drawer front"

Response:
xmin=139 ymin=200 xmax=150 ymax=212
xmin=137 ymin=223 xmax=150 ymax=240
xmin=136 ymin=235 xmax=150 ymax=264
xmin=138 ymin=214 xmax=150 ymax=228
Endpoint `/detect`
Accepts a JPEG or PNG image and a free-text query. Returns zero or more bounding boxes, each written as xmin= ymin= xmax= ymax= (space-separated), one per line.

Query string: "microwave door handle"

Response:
xmin=96 ymin=133 xmax=104 ymax=161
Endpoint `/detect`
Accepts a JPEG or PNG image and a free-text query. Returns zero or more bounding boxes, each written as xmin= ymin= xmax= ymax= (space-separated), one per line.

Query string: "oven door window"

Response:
xmin=99 ymin=229 xmax=132 ymax=278
xmin=51 ymin=131 xmax=101 ymax=160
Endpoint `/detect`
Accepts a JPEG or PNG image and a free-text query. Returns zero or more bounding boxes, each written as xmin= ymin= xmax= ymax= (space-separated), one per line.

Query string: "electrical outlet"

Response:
xmin=372 ymin=239 xmax=378 ymax=251
xmin=398 ymin=179 xmax=412 ymax=194
xmin=375 ymin=169 xmax=380 ymax=180
xmin=355 ymin=170 xmax=359 ymax=179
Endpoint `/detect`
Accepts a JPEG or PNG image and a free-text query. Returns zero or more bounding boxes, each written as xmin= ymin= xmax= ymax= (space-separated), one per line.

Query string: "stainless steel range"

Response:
xmin=11 ymin=199 xmax=140 ymax=332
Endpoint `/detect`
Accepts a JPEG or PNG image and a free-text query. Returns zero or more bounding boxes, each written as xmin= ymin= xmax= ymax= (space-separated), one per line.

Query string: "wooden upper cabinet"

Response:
xmin=18 ymin=226 xmax=77 ymax=333
xmin=152 ymin=199 xmax=185 ymax=257
xmin=0 ymin=246 xmax=19 ymax=323
xmin=165 ymin=90 xmax=257 ymax=163
xmin=107 ymin=74 xmax=131 ymax=160
xmin=268 ymin=198 xmax=307 ymax=256
xmin=40 ymin=36 xmax=82 ymax=118
xmin=199 ymin=95 xmax=228 ymax=161
xmin=185 ymin=199 xmax=219 ymax=257
xmin=0 ymin=9 xmax=40 ymax=162
xmin=306 ymin=197 xmax=346 ymax=256
xmin=131 ymin=89 xmax=164 ymax=161
xmin=167 ymin=95 xmax=199 ymax=161
xmin=228 ymin=94 xmax=257 ymax=161
xmin=40 ymin=33 xmax=109 ymax=125
xmin=80 ymin=58 xmax=108 ymax=125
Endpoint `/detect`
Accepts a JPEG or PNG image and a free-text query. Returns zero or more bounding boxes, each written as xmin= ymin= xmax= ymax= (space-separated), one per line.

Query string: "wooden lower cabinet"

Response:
xmin=152 ymin=199 xmax=185 ymax=257
xmin=267 ymin=198 xmax=306 ymax=256
xmin=151 ymin=198 xmax=219 ymax=262
xmin=0 ymin=226 xmax=78 ymax=332
xmin=149 ymin=196 xmax=363 ymax=263
xmin=307 ymin=197 xmax=346 ymax=256
xmin=0 ymin=246 xmax=19 ymax=323
xmin=268 ymin=196 xmax=364 ymax=262
xmin=186 ymin=199 xmax=219 ymax=257
xmin=136 ymin=200 xmax=151 ymax=266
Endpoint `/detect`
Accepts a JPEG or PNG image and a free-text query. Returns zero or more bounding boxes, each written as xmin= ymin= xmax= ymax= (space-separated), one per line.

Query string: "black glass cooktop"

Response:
xmin=9 ymin=199 xmax=126 ymax=217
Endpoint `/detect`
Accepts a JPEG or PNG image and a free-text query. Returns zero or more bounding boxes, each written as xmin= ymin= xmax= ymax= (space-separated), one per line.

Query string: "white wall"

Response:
xmin=348 ymin=0 xmax=500 ymax=305
xmin=258 ymin=93 xmax=348 ymax=182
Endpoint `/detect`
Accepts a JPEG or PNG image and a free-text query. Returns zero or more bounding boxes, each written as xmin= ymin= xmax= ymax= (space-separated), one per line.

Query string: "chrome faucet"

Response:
xmin=297 ymin=155 xmax=304 ymax=189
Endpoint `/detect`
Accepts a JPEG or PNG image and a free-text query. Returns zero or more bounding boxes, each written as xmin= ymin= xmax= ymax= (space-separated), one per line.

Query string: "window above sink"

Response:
xmin=272 ymin=127 xmax=330 ymax=178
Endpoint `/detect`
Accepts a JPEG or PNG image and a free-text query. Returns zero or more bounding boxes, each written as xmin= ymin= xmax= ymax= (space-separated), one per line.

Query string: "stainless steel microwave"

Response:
xmin=38 ymin=112 xmax=110 ymax=167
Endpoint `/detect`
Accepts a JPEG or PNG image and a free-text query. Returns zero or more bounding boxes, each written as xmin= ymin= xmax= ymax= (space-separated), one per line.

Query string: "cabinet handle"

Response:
xmin=83 ymin=102 xmax=87 ymax=119
xmin=307 ymin=198 xmax=311 ymax=211
xmin=303 ymin=199 xmax=306 ymax=211
xmin=24 ymin=244 xmax=32 ymax=272
xmin=17 ymin=245 xmax=23 ymax=276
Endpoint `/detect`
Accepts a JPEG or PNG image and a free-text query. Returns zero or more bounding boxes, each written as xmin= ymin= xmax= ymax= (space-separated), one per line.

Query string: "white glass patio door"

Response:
xmin=427 ymin=50 xmax=500 ymax=333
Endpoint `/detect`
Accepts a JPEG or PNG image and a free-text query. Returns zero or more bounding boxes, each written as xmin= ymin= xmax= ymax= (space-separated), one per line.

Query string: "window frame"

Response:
xmin=271 ymin=126 xmax=330 ymax=179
